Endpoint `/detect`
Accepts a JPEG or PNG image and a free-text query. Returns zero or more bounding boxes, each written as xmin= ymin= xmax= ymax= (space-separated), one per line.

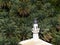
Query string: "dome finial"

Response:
xmin=34 ymin=18 xmax=37 ymax=24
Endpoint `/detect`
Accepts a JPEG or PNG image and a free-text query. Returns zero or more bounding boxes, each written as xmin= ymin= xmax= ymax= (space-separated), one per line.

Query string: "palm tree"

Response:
xmin=18 ymin=0 xmax=30 ymax=17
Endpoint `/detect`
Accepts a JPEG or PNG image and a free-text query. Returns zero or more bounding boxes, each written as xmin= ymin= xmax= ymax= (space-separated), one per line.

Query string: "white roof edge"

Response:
xmin=19 ymin=39 xmax=53 ymax=45
xmin=19 ymin=39 xmax=32 ymax=44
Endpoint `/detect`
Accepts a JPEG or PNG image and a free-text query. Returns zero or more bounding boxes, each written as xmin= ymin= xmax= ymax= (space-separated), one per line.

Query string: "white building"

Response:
xmin=19 ymin=19 xmax=52 ymax=45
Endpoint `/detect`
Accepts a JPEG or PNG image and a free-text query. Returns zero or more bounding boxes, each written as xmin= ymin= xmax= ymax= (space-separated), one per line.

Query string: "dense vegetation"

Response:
xmin=0 ymin=0 xmax=60 ymax=45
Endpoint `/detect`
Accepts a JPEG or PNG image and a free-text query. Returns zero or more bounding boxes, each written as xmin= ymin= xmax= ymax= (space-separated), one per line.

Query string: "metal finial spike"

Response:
xmin=34 ymin=18 xmax=37 ymax=24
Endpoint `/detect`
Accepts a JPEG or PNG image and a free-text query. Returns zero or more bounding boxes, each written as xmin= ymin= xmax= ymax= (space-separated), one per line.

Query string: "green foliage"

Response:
xmin=0 ymin=0 xmax=60 ymax=45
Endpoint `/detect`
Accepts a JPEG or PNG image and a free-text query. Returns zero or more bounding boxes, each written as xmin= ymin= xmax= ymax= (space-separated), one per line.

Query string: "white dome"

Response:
xmin=19 ymin=38 xmax=52 ymax=45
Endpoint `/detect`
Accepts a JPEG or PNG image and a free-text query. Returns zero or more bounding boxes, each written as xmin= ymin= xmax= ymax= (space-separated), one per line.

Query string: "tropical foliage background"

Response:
xmin=0 ymin=0 xmax=60 ymax=45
